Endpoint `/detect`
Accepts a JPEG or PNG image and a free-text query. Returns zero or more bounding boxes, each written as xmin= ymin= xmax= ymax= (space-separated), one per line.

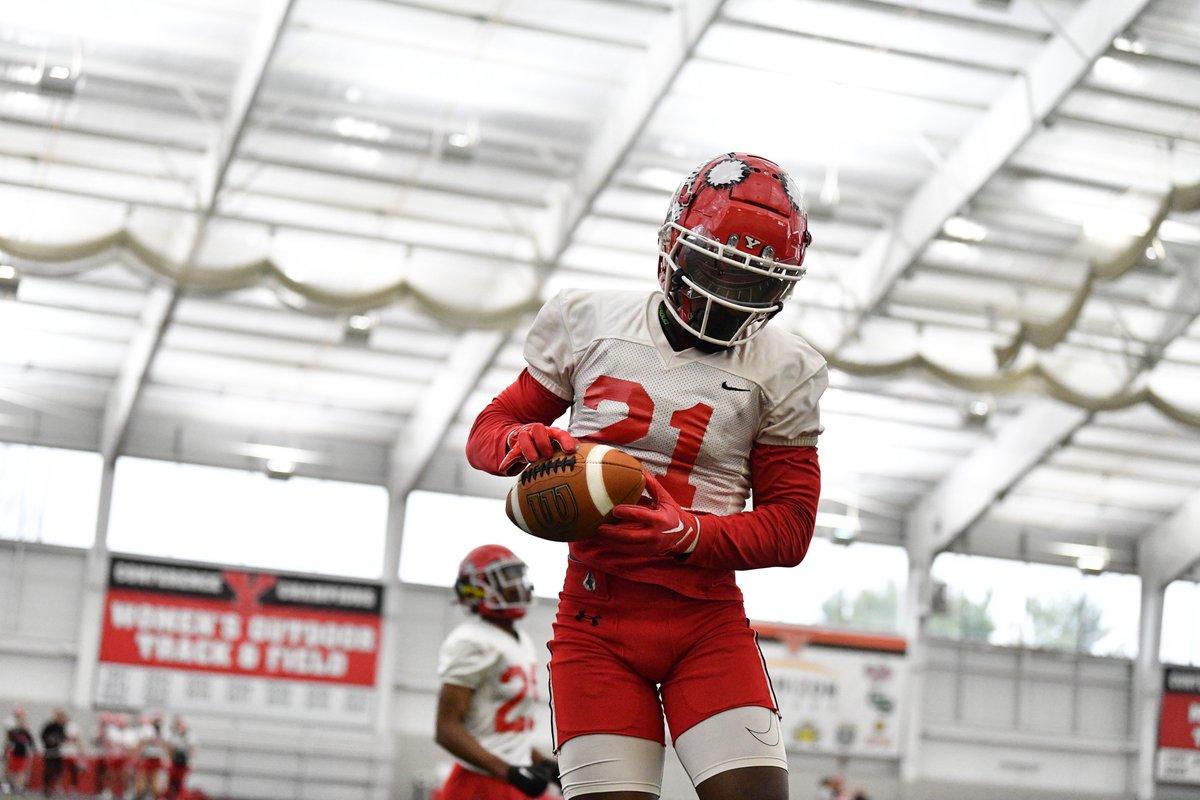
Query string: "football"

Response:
xmin=505 ymin=443 xmax=646 ymax=542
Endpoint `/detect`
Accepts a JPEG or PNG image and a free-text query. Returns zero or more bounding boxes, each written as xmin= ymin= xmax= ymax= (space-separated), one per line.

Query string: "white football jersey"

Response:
xmin=524 ymin=289 xmax=826 ymax=516
xmin=437 ymin=617 xmax=540 ymax=772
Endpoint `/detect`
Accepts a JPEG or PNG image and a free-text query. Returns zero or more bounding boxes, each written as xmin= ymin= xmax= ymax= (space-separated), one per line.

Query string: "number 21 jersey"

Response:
xmin=523 ymin=289 xmax=827 ymax=599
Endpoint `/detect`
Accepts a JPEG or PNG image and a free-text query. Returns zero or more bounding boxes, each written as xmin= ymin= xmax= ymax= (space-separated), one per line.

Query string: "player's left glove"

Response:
xmin=596 ymin=472 xmax=700 ymax=557
xmin=529 ymin=758 xmax=561 ymax=789
xmin=506 ymin=764 xmax=549 ymax=797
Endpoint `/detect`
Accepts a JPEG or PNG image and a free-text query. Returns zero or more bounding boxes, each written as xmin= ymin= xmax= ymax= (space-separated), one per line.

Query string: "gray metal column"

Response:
xmin=1134 ymin=578 xmax=1164 ymax=800
xmin=71 ymin=457 xmax=115 ymax=707
xmin=899 ymin=519 xmax=933 ymax=796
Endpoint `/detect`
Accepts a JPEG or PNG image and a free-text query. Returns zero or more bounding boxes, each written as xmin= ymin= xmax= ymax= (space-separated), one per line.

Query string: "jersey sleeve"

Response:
xmin=757 ymin=361 xmax=828 ymax=446
xmin=437 ymin=631 xmax=500 ymax=691
xmin=522 ymin=291 xmax=577 ymax=399
xmin=465 ymin=369 xmax=574 ymax=475
xmin=686 ymin=443 xmax=820 ymax=571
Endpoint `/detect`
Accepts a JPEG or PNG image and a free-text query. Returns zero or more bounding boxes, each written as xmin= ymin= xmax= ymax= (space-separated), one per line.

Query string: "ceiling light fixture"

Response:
xmin=0 ymin=263 xmax=19 ymax=297
xmin=964 ymin=397 xmax=993 ymax=426
xmin=265 ymin=459 xmax=296 ymax=480
xmin=37 ymin=61 xmax=80 ymax=96
xmin=943 ymin=216 xmax=988 ymax=242
xmin=1147 ymin=236 xmax=1166 ymax=262
xmin=1112 ymin=31 xmax=1146 ymax=55
xmin=1076 ymin=553 xmax=1107 ymax=575
xmin=344 ymin=313 xmax=375 ymax=344
xmin=442 ymin=120 xmax=480 ymax=161
xmin=332 ymin=115 xmax=390 ymax=142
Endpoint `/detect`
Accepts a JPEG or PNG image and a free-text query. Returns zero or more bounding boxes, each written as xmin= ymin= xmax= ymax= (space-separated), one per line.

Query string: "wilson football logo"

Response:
xmin=527 ymin=484 xmax=580 ymax=530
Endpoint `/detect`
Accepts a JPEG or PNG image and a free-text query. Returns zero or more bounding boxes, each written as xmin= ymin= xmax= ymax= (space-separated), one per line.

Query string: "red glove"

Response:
xmin=498 ymin=423 xmax=578 ymax=473
xmin=596 ymin=472 xmax=700 ymax=557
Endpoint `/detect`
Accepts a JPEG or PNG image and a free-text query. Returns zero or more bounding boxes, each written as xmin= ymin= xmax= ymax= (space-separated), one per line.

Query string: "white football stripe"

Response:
xmin=586 ymin=444 xmax=616 ymax=516
xmin=508 ymin=485 xmax=532 ymax=533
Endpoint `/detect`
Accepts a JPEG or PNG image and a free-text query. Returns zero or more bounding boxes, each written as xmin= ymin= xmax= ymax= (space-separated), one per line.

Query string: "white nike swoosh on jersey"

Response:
xmin=664 ymin=522 xmax=684 ymax=534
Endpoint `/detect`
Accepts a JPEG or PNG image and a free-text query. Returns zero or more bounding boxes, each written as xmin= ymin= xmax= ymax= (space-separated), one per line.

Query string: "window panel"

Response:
xmin=108 ymin=457 xmax=387 ymax=579
xmin=931 ymin=553 xmax=1140 ymax=657
xmin=400 ymin=490 xmax=566 ymax=597
xmin=1162 ymin=580 xmax=1200 ymax=666
xmin=0 ymin=442 xmax=100 ymax=548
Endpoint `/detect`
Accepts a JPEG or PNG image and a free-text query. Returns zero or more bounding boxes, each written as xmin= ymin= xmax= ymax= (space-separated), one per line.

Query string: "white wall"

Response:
xmin=0 ymin=541 xmax=1173 ymax=800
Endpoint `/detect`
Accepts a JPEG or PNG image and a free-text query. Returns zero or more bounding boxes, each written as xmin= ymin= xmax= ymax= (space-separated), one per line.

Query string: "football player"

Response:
xmin=466 ymin=153 xmax=825 ymax=800
xmin=434 ymin=545 xmax=559 ymax=799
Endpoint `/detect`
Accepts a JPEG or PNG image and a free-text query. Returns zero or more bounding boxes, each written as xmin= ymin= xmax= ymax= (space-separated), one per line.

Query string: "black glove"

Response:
xmin=530 ymin=758 xmax=561 ymax=788
xmin=506 ymin=765 xmax=549 ymax=797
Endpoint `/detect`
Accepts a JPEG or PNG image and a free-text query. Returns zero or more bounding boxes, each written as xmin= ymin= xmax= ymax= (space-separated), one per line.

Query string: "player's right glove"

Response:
xmin=506 ymin=764 xmax=549 ymax=797
xmin=499 ymin=423 xmax=578 ymax=474
xmin=597 ymin=472 xmax=700 ymax=557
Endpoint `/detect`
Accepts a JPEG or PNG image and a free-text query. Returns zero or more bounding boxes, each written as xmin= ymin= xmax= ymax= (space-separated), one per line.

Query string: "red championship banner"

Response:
xmin=1157 ymin=667 xmax=1200 ymax=785
xmin=95 ymin=556 xmax=383 ymax=724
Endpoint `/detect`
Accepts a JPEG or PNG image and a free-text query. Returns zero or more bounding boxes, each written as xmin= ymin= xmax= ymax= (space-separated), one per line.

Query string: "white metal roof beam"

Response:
xmin=905 ymin=398 xmax=1088 ymax=558
xmin=1140 ymin=491 xmax=1200 ymax=589
xmin=535 ymin=0 xmax=725 ymax=264
xmin=98 ymin=0 xmax=296 ymax=464
xmin=834 ymin=0 xmax=1153 ymax=349
xmin=387 ymin=330 xmax=508 ymax=499
xmin=906 ymin=255 xmax=1200 ymax=559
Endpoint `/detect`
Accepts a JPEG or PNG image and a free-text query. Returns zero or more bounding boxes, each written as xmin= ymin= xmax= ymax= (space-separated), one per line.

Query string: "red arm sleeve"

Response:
xmin=686 ymin=444 xmax=820 ymax=571
xmin=465 ymin=369 xmax=573 ymax=476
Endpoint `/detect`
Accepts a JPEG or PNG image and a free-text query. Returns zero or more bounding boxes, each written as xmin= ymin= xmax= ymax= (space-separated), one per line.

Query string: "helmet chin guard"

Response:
xmin=658 ymin=153 xmax=811 ymax=347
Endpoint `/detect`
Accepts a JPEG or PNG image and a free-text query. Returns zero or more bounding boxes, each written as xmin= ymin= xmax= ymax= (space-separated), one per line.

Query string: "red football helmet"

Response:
xmin=658 ymin=152 xmax=811 ymax=346
xmin=454 ymin=544 xmax=533 ymax=620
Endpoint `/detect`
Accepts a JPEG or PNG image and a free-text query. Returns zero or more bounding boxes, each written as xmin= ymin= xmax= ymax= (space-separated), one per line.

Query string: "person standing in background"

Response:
xmin=4 ymin=707 xmax=35 ymax=795
xmin=58 ymin=712 xmax=84 ymax=798
xmin=100 ymin=712 xmax=133 ymax=800
xmin=38 ymin=708 xmax=67 ymax=797
xmin=133 ymin=713 xmax=166 ymax=800
xmin=434 ymin=545 xmax=559 ymax=799
xmin=164 ymin=716 xmax=195 ymax=800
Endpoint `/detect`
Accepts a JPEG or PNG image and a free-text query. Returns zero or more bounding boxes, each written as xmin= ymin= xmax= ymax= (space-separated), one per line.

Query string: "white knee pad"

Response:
xmin=673 ymin=706 xmax=788 ymax=786
xmin=557 ymin=734 xmax=666 ymax=798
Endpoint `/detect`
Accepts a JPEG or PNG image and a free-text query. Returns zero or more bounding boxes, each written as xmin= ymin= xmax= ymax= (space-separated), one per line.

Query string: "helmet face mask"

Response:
xmin=454 ymin=544 xmax=533 ymax=621
xmin=658 ymin=153 xmax=810 ymax=347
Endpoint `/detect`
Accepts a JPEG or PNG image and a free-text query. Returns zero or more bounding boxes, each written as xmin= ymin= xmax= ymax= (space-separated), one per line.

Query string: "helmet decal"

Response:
xmin=781 ymin=171 xmax=806 ymax=213
xmin=705 ymin=157 xmax=750 ymax=188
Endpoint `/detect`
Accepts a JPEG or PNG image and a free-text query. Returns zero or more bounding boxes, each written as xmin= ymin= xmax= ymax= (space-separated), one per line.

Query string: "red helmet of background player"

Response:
xmin=658 ymin=152 xmax=811 ymax=347
xmin=454 ymin=544 xmax=533 ymax=620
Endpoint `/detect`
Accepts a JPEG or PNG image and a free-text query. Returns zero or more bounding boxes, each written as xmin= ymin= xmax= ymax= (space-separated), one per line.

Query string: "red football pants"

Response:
xmin=548 ymin=560 xmax=777 ymax=749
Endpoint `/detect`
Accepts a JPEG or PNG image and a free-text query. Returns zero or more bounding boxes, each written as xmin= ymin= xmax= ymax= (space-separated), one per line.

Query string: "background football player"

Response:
xmin=434 ymin=545 xmax=559 ymax=800
xmin=467 ymin=153 xmax=825 ymax=800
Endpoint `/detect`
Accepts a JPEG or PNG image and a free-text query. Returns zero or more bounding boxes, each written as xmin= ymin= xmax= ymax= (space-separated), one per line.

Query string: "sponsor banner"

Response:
xmin=1157 ymin=667 xmax=1200 ymax=785
xmin=97 ymin=556 xmax=383 ymax=723
xmin=756 ymin=624 xmax=907 ymax=759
